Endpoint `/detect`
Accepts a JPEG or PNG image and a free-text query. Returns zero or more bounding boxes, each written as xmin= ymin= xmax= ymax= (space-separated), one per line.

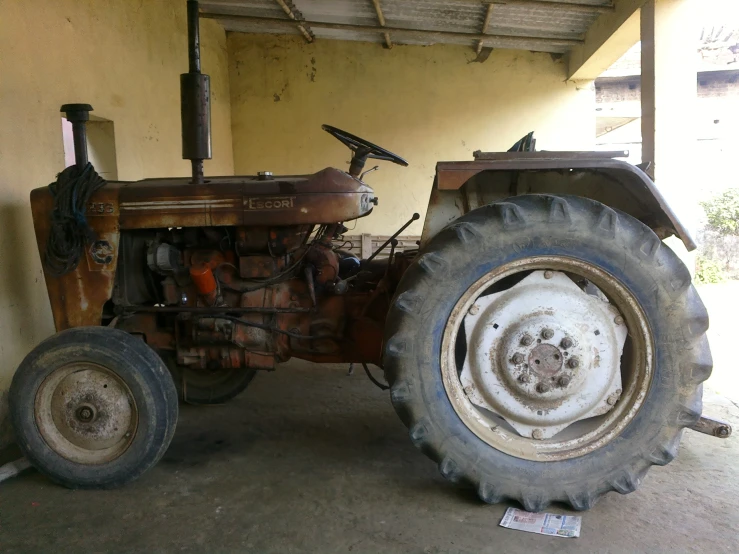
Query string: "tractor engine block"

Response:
xmin=112 ymin=224 xmax=367 ymax=372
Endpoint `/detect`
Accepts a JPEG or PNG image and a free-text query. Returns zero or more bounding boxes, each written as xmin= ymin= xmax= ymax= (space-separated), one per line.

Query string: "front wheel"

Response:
xmin=384 ymin=195 xmax=711 ymax=511
xmin=9 ymin=327 xmax=178 ymax=489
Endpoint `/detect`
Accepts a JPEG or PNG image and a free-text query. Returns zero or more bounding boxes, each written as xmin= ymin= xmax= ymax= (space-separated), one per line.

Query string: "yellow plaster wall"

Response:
xmin=228 ymin=34 xmax=595 ymax=236
xmin=0 ymin=0 xmax=233 ymax=448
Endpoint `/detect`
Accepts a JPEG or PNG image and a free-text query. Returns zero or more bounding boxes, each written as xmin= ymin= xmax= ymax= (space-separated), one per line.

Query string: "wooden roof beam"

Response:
xmin=476 ymin=3 xmax=496 ymax=55
xmin=273 ymin=0 xmax=314 ymax=43
xmin=371 ymin=0 xmax=393 ymax=49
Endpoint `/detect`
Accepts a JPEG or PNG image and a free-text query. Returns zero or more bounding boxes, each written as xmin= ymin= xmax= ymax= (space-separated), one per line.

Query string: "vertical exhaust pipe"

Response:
xmin=61 ymin=103 xmax=93 ymax=169
xmin=181 ymin=0 xmax=212 ymax=184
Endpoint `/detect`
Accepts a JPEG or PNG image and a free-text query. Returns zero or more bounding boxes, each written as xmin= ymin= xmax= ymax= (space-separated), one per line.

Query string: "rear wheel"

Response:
xmin=166 ymin=359 xmax=256 ymax=405
xmin=384 ymin=195 xmax=710 ymax=511
xmin=9 ymin=327 xmax=178 ymax=488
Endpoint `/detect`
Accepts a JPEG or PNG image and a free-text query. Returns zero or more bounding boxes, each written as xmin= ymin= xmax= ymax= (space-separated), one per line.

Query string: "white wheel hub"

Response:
xmin=460 ymin=270 xmax=627 ymax=439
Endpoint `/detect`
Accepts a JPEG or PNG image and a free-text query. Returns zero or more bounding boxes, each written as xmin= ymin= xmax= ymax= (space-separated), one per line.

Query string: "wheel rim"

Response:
xmin=441 ymin=255 xmax=654 ymax=462
xmin=34 ymin=362 xmax=138 ymax=465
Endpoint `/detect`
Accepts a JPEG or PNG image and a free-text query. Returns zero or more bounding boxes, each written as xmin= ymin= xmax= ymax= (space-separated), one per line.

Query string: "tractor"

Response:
xmin=9 ymin=0 xmax=730 ymax=511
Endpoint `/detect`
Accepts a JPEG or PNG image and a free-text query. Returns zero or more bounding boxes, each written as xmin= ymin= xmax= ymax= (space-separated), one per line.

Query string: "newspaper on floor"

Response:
xmin=499 ymin=507 xmax=581 ymax=538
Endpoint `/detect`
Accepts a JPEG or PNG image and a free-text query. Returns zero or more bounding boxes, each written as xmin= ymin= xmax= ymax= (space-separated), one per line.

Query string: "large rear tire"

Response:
xmin=383 ymin=195 xmax=711 ymax=511
xmin=9 ymin=327 xmax=178 ymax=489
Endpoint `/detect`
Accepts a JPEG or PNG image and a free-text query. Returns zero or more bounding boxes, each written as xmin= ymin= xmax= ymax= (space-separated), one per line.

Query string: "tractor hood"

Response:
xmin=31 ymin=167 xmax=376 ymax=231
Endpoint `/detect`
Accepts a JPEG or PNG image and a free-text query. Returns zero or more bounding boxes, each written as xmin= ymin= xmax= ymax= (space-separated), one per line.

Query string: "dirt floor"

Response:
xmin=1 ymin=284 xmax=738 ymax=553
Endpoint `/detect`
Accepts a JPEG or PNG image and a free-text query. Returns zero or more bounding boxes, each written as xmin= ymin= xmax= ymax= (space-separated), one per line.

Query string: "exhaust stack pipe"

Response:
xmin=60 ymin=103 xmax=93 ymax=169
xmin=181 ymin=0 xmax=212 ymax=184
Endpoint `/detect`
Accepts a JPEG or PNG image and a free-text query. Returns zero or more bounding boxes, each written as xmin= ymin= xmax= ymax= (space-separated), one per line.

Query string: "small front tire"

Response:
xmin=10 ymin=327 xmax=178 ymax=489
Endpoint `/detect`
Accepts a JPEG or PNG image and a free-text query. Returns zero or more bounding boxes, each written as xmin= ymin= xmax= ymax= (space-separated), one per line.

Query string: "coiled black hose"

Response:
xmin=44 ymin=163 xmax=107 ymax=276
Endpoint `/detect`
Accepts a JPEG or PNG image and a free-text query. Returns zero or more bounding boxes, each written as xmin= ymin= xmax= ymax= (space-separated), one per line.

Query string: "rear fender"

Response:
xmin=421 ymin=155 xmax=695 ymax=251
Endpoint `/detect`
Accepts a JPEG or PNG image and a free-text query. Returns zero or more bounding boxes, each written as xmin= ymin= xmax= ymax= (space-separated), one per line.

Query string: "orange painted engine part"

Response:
xmin=189 ymin=263 xmax=217 ymax=295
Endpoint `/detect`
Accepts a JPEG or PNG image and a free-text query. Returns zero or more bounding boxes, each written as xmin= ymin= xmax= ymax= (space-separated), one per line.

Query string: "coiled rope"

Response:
xmin=44 ymin=163 xmax=107 ymax=276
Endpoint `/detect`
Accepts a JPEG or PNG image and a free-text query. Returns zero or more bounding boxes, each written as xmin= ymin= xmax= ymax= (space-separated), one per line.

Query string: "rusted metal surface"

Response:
xmin=425 ymin=153 xmax=697 ymax=251
xmin=31 ymin=186 xmax=120 ymax=330
xmin=32 ymin=146 xmax=390 ymax=371
xmin=689 ymin=415 xmax=732 ymax=438
xmin=116 ymin=168 xmax=374 ymax=228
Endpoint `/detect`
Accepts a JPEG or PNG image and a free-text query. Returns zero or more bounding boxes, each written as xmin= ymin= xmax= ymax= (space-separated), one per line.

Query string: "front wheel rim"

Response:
xmin=440 ymin=255 xmax=654 ymax=462
xmin=34 ymin=362 xmax=139 ymax=465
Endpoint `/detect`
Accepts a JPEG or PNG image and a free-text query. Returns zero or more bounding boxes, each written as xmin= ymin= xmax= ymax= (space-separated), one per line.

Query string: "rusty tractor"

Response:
xmin=9 ymin=1 xmax=730 ymax=510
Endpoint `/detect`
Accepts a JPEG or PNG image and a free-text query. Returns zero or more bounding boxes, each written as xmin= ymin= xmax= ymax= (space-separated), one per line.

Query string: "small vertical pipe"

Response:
xmin=192 ymin=160 xmax=204 ymax=183
xmin=187 ymin=0 xmax=201 ymax=74
xmin=61 ymin=104 xmax=93 ymax=170
xmin=71 ymin=122 xmax=89 ymax=169
xmin=188 ymin=0 xmax=202 ymax=183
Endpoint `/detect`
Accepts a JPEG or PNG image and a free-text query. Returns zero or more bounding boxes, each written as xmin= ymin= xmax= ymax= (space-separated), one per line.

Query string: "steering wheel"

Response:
xmin=322 ymin=124 xmax=408 ymax=178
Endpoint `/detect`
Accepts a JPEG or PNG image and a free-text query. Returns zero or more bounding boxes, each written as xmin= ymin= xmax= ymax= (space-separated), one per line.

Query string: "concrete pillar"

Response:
xmin=640 ymin=0 xmax=698 ymax=268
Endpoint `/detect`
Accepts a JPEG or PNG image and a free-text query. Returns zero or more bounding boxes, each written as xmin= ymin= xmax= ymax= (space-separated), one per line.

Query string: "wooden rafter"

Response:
xmin=476 ymin=3 xmax=495 ymax=55
xmin=273 ymin=0 xmax=314 ymax=43
xmin=371 ymin=0 xmax=393 ymax=49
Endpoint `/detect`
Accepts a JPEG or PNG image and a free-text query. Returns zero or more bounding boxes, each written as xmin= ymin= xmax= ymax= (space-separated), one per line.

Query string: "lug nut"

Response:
xmin=614 ymin=315 xmax=624 ymax=325
xmin=543 ymin=270 xmax=553 ymax=279
xmin=536 ymin=382 xmax=550 ymax=394
xmin=567 ymin=357 xmax=580 ymax=369
xmin=541 ymin=328 xmax=554 ymax=340
xmin=512 ymin=352 xmax=525 ymax=364
xmin=606 ymin=393 xmax=619 ymax=406
xmin=560 ymin=337 xmax=573 ymax=349
xmin=518 ymin=373 xmax=531 ymax=384
xmin=532 ymin=429 xmax=544 ymax=440
xmin=558 ymin=375 xmax=571 ymax=387
xmin=520 ymin=334 xmax=533 ymax=346
xmin=468 ymin=305 xmax=479 ymax=315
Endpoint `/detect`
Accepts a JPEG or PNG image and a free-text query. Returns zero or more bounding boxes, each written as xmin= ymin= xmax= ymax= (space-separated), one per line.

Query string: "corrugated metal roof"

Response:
xmin=201 ymin=0 xmax=611 ymax=54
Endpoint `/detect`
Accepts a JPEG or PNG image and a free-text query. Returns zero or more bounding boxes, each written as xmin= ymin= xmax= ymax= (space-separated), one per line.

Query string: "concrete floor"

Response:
xmin=1 ymin=356 xmax=738 ymax=553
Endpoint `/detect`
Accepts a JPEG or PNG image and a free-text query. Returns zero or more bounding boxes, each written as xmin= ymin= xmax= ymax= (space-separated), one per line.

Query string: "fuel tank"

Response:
xmin=32 ymin=166 xmax=375 ymax=232
xmin=115 ymin=167 xmax=375 ymax=229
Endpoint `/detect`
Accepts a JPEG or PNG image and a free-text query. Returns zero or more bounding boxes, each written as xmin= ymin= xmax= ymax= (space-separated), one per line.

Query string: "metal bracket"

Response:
xmin=689 ymin=415 xmax=732 ymax=439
